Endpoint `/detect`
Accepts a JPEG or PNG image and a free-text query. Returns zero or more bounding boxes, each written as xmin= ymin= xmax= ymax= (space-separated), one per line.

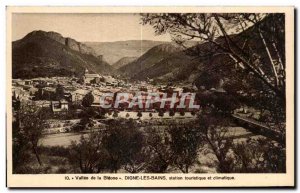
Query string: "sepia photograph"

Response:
xmin=6 ymin=6 xmax=294 ymax=187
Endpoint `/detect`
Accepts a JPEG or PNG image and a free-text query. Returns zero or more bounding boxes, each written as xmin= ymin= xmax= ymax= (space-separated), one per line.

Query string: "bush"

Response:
xmin=137 ymin=111 xmax=142 ymax=118
xmin=113 ymin=111 xmax=119 ymax=118
xmin=38 ymin=146 xmax=70 ymax=157
xmin=158 ymin=110 xmax=164 ymax=117
xmin=169 ymin=110 xmax=175 ymax=117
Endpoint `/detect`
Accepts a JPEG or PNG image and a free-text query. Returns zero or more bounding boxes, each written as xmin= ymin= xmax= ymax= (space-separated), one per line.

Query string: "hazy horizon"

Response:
xmin=12 ymin=13 xmax=172 ymax=42
xmin=13 ymin=30 xmax=171 ymax=43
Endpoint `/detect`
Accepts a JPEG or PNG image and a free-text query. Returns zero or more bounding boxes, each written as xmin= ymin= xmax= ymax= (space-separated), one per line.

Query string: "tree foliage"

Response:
xmin=141 ymin=13 xmax=286 ymax=122
xmin=145 ymin=128 xmax=173 ymax=173
xmin=167 ymin=123 xmax=202 ymax=173
xmin=102 ymin=120 xmax=145 ymax=173
xmin=69 ymin=130 xmax=109 ymax=173
xmin=13 ymin=103 xmax=50 ymax=167
xmin=55 ymin=84 xmax=65 ymax=100
xmin=82 ymin=92 xmax=94 ymax=107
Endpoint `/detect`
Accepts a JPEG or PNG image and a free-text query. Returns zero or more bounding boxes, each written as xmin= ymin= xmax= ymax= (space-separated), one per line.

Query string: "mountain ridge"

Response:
xmin=118 ymin=15 xmax=284 ymax=87
xmin=12 ymin=30 xmax=114 ymax=79
xmin=85 ymin=40 xmax=168 ymax=65
xmin=118 ymin=43 xmax=186 ymax=78
xmin=112 ymin=57 xmax=138 ymax=69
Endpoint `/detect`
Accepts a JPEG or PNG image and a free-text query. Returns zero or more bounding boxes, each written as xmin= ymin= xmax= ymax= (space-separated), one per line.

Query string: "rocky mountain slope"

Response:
xmin=12 ymin=30 xmax=114 ymax=79
xmin=118 ymin=43 xmax=182 ymax=77
xmin=112 ymin=57 xmax=138 ymax=69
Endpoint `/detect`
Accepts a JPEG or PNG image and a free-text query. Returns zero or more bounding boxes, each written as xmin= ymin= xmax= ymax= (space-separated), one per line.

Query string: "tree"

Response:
xmin=169 ymin=110 xmax=175 ymax=117
xmin=196 ymin=91 xmax=215 ymax=110
xmin=167 ymin=123 xmax=203 ymax=173
xmin=71 ymin=117 xmax=91 ymax=132
xmin=149 ymin=112 xmax=153 ymax=119
xmin=96 ymin=107 xmax=107 ymax=119
xmin=158 ymin=110 xmax=164 ymax=117
xmin=212 ymin=93 xmax=240 ymax=114
xmin=79 ymin=106 xmax=97 ymax=118
xmin=112 ymin=110 xmax=119 ymax=118
xmin=123 ymin=146 xmax=150 ymax=173
xmin=137 ymin=111 xmax=142 ymax=119
xmin=82 ymin=92 xmax=94 ymax=107
xmin=198 ymin=114 xmax=236 ymax=173
xmin=145 ymin=127 xmax=173 ymax=173
xmin=195 ymin=71 xmax=221 ymax=90
xmin=15 ymin=103 xmax=49 ymax=166
xmin=34 ymin=88 xmax=43 ymax=100
xmin=102 ymin=120 xmax=145 ymax=173
xmin=68 ymin=130 xmax=109 ymax=173
xmin=197 ymin=113 xmax=283 ymax=173
xmin=55 ymin=84 xmax=65 ymax=100
xmin=12 ymin=117 xmax=31 ymax=173
xmin=179 ymin=110 xmax=185 ymax=116
xmin=12 ymin=97 xmax=21 ymax=111
xmin=231 ymin=138 xmax=286 ymax=173
xmin=63 ymin=104 xmax=79 ymax=120
xmin=141 ymin=13 xmax=285 ymax=100
xmin=191 ymin=110 xmax=197 ymax=116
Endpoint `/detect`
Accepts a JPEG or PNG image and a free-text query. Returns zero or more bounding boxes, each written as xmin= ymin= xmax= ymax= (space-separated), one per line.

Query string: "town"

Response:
xmin=12 ymin=68 xmax=201 ymax=135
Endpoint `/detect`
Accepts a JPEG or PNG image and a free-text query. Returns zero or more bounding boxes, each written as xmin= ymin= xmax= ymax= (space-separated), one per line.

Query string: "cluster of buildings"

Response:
xmin=11 ymin=69 xmax=203 ymax=134
xmin=12 ymin=69 xmax=200 ymax=115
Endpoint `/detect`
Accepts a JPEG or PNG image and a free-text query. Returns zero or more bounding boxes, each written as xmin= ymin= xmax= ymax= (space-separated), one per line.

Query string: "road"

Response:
xmin=232 ymin=114 xmax=285 ymax=144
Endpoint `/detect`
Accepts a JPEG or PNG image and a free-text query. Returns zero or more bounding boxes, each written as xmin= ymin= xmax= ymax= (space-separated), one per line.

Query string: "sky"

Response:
xmin=12 ymin=13 xmax=172 ymax=42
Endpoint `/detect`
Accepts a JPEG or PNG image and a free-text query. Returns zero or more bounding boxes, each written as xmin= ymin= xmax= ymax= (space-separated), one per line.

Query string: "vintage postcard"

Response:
xmin=6 ymin=6 xmax=294 ymax=187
